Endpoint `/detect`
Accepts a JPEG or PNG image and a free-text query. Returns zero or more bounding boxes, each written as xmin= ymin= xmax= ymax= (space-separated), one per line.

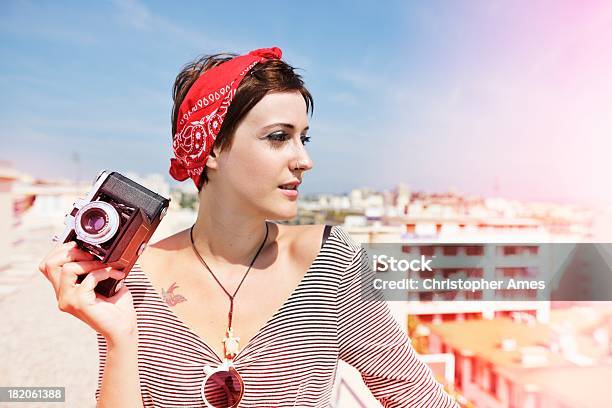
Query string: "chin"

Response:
xmin=266 ymin=204 xmax=298 ymax=221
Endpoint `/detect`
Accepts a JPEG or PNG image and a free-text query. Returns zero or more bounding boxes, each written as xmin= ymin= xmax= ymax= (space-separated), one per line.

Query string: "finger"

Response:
xmin=78 ymin=268 xmax=127 ymax=293
xmin=43 ymin=244 xmax=97 ymax=284
xmin=48 ymin=242 xmax=96 ymax=266
xmin=61 ymin=260 xmax=107 ymax=276
xmin=39 ymin=242 xmax=77 ymax=278
xmin=58 ymin=243 xmax=97 ymax=263
xmin=58 ymin=263 xmax=84 ymax=294
xmin=59 ymin=262 xmax=110 ymax=290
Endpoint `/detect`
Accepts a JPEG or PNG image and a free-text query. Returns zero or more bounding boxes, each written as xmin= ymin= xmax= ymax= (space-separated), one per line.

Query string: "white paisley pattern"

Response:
xmin=172 ymin=92 xmax=234 ymax=178
xmin=170 ymin=48 xmax=283 ymax=184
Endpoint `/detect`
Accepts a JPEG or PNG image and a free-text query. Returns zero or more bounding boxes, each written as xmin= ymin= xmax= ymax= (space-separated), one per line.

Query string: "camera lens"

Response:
xmin=74 ymin=201 xmax=120 ymax=245
xmin=81 ymin=208 xmax=108 ymax=234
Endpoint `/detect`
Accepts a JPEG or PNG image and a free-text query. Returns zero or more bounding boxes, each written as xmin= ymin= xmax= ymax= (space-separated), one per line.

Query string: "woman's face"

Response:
xmin=208 ymin=91 xmax=313 ymax=220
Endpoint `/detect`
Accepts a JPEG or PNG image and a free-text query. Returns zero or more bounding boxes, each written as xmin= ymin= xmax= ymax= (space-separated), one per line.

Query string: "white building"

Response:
xmin=0 ymin=164 xmax=22 ymax=270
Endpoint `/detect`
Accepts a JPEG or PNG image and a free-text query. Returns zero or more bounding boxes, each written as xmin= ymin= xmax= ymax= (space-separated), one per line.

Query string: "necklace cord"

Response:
xmin=189 ymin=222 xmax=270 ymax=331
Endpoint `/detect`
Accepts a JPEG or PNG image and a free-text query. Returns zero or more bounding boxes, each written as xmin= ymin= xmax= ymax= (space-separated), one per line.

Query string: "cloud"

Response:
xmin=334 ymin=69 xmax=390 ymax=94
xmin=112 ymin=0 xmax=154 ymax=31
xmin=326 ymin=91 xmax=360 ymax=107
xmin=110 ymin=0 xmax=238 ymax=51
xmin=25 ymin=117 xmax=168 ymax=138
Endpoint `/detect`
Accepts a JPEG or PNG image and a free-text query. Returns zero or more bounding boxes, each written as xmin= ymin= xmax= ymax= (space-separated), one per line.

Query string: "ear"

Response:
xmin=205 ymin=144 xmax=222 ymax=170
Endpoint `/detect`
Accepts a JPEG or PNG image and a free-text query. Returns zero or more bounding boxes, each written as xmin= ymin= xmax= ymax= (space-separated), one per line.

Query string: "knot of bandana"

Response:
xmin=170 ymin=47 xmax=283 ymax=188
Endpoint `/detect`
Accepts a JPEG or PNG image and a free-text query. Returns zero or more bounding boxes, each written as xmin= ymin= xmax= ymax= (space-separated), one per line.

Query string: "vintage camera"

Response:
xmin=55 ymin=171 xmax=170 ymax=297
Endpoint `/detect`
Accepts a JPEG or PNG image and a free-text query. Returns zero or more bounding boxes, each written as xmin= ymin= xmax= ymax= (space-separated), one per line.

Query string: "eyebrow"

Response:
xmin=262 ymin=122 xmax=309 ymax=132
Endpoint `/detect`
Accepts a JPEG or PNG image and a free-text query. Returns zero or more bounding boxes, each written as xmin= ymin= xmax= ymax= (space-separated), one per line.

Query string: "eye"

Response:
xmin=266 ymin=131 xmax=290 ymax=142
xmin=300 ymin=135 xmax=311 ymax=145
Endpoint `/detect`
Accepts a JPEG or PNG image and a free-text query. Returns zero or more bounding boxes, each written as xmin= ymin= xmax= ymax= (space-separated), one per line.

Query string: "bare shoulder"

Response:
xmin=277 ymin=224 xmax=328 ymax=264
xmin=139 ymin=229 xmax=190 ymax=273
xmin=149 ymin=228 xmax=190 ymax=251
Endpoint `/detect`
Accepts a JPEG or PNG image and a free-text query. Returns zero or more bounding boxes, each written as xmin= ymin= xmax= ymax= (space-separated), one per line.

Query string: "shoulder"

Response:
xmin=275 ymin=224 xmax=323 ymax=264
xmin=279 ymin=223 xmax=362 ymax=263
xmin=277 ymin=223 xmax=322 ymax=246
xmin=325 ymin=225 xmax=362 ymax=252
xmin=149 ymin=228 xmax=190 ymax=251
xmin=138 ymin=228 xmax=190 ymax=271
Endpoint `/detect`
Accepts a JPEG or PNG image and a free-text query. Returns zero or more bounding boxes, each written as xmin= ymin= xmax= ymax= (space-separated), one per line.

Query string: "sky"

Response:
xmin=1 ymin=0 xmax=611 ymax=207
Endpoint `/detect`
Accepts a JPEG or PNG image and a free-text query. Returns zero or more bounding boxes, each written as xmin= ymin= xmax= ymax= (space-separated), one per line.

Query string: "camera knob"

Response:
xmin=137 ymin=242 xmax=147 ymax=256
xmin=95 ymin=170 xmax=108 ymax=183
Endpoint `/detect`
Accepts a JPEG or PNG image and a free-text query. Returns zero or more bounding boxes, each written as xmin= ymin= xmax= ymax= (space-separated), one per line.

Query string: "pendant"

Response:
xmin=223 ymin=327 xmax=241 ymax=359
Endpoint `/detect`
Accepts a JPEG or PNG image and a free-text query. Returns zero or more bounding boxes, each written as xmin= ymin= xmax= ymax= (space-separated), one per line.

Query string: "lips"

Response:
xmin=278 ymin=180 xmax=300 ymax=200
xmin=278 ymin=180 xmax=301 ymax=190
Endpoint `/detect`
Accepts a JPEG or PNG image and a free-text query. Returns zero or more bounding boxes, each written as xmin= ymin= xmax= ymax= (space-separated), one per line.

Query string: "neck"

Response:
xmin=191 ymin=188 xmax=270 ymax=266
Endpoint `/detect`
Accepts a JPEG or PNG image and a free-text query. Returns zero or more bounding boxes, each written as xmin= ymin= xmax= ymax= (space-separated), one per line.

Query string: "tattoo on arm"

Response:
xmin=162 ymin=282 xmax=187 ymax=307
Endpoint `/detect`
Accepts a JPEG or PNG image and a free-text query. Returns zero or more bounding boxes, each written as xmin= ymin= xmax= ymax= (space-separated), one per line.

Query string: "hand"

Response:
xmin=39 ymin=241 xmax=137 ymax=344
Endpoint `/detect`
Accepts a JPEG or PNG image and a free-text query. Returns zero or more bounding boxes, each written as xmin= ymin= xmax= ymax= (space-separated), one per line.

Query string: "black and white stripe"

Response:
xmin=96 ymin=226 xmax=458 ymax=407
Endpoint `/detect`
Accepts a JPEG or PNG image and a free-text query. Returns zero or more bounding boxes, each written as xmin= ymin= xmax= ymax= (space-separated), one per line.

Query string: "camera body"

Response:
xmin=56 ymin=171 xmax=170 ymax=297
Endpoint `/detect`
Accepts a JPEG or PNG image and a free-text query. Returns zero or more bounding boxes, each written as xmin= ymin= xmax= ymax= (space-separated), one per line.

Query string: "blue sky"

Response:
xmin=1 ymin=0 xmax=611 ymax=207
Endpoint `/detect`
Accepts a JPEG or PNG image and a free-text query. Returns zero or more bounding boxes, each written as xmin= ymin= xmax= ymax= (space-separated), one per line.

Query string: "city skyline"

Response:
xmin=7 ymin=166 xmax=600 ymax=213
xmin=2 ymin=1 xmax=612 ymax=207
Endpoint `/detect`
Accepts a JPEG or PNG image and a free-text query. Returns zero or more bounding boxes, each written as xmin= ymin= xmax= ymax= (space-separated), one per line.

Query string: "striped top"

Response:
xmin=96 ymin=226 xmax=458 ymax=407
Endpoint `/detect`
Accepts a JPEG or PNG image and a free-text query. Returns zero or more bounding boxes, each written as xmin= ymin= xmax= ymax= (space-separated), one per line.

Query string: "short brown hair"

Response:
xmin=171 ymin=53 xmax=314 ymax=192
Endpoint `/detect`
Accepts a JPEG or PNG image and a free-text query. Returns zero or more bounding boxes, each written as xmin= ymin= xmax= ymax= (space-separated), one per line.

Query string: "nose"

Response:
xmin=291 ymin=142 xmax=314 ymax=172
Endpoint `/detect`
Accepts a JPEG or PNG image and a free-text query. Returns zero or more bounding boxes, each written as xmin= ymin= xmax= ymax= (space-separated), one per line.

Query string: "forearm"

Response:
xmin=97 ymin=334 xmax=144 ymax=408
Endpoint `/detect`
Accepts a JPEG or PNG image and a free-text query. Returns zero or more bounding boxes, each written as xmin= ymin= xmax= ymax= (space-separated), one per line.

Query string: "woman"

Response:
xmin=39 ymin=47 xmax=458 ymax=407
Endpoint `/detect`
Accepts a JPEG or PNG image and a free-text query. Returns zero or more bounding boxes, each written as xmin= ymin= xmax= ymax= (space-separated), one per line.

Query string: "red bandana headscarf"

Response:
xmin=169 ymin=47 xmax=283 ymax=188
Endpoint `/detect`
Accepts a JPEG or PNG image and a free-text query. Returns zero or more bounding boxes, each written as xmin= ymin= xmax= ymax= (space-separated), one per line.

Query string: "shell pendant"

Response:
xmin=223 ymin=327 xmax=241 ymax=360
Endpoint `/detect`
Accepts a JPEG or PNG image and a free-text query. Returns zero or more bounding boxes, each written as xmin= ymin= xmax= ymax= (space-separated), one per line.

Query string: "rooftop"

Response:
xmin=500 ymin=365 xmax=612 ymax=408
xmin=427 ymin=313 xmax=610 ymax=370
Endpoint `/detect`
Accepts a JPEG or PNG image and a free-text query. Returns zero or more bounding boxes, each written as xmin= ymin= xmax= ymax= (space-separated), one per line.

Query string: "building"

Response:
xmin=334 ymin=196 xmax=594 ymax=407
xmin=425 ymin=305 xmax=612 ymax=408
xmin=0 ymin=163 xmax=22 ymax=270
